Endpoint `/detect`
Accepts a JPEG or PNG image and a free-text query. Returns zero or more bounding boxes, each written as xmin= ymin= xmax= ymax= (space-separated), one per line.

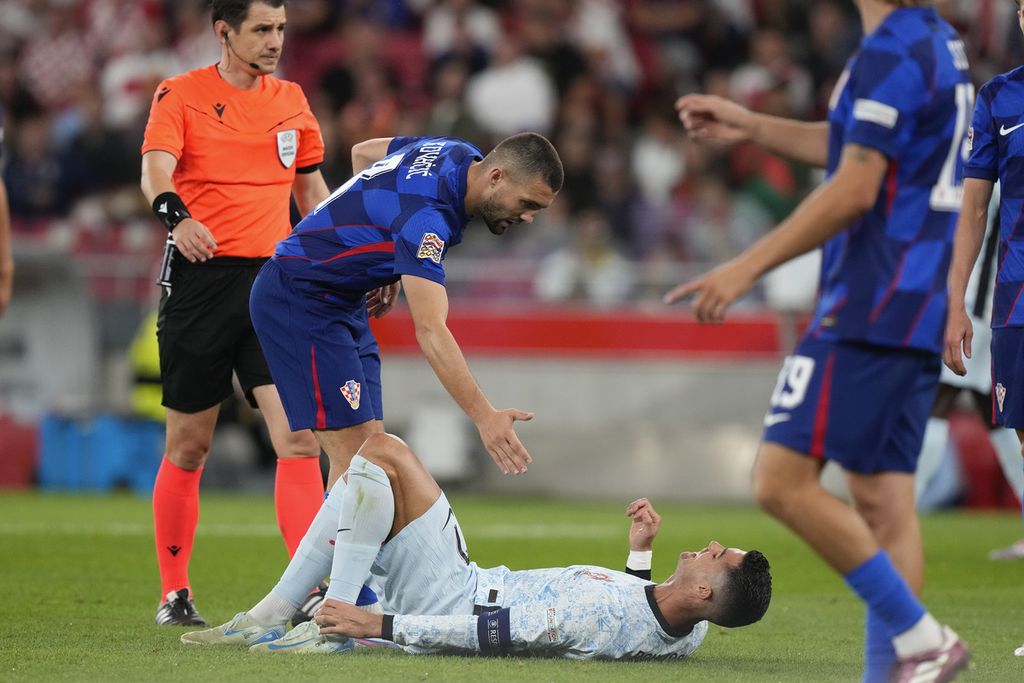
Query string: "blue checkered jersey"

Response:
xmin=807 ymin=7 xmax=972 ymax=352
xmin=273 ymin=136 xmax=482 ymax=292
xmin=963 ymin=67 xmax=1024 ymax=328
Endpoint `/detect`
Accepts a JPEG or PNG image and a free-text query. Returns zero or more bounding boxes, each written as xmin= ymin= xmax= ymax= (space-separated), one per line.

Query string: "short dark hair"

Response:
xmin=484 ymin=132 xmax=564 ymax=194
xmin=715 ymin=550 xmax=772 ymax=628
xmin=210 ymin=0 xmax=285 ymax=32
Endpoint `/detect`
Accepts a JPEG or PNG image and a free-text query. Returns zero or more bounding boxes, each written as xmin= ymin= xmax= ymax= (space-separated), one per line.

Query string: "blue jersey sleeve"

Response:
xmin=843 ymin=44 xmax=925 ymax=158
xmin=388 ymin=136 xmax=423 ymax=155
xmin=393 ymin=207 xmax=455 ymax=285
xmin=964 ymin=83 xmax=998 ymax=181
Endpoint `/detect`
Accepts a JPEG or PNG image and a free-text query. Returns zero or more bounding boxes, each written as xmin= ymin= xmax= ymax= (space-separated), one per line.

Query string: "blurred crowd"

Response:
xmin=1 ymin=0 xmax=1022 ymax=306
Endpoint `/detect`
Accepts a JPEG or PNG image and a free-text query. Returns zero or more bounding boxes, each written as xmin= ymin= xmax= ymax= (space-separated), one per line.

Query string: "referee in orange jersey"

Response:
xmin=140 ymin=0 xmax=329 ymax=626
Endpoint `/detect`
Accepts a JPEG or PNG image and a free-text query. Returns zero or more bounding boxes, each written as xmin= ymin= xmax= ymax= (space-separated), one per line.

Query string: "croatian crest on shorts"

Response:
xmin=417 ymin=233 xmax=445 ymax=264
xmin=996 ymin=383 xmax=1007 ymax=412
xmin=341 ymin=380 xmax=361 ymax=410
xmin=276 ymin=129 xmax=297 ymax=169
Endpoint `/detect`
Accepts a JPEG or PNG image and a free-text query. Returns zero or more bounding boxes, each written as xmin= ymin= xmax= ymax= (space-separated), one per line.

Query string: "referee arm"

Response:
xmin=291 ymin=168 xmax=329 ymax=216
xmin=141 ymin=150 xmax=218 ymax=263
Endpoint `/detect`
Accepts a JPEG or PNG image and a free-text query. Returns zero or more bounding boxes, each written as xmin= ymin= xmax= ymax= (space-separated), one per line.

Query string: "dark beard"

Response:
xmin=477 ymin=196 xmax=508 ymax=235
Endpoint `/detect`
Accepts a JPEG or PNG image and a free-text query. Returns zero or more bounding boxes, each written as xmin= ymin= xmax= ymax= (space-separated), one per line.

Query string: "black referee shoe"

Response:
xmin=155 ymin=588 xmax=208 ymax=626
xmin=291 ymin=580 xmax=329 ymax=627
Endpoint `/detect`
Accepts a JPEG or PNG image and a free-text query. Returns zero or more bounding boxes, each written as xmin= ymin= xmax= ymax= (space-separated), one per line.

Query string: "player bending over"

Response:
xmin=181 ymin=434 xmax=772 ymax=660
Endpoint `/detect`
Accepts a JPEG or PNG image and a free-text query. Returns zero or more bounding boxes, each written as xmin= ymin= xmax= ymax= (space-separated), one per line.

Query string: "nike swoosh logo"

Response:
xmin=338 ymin=528 xmax=351 ymax=533
xmin=267 ymin=637 xmax=318 ymax=650
xmin=1000 ymin=122 xmax=1024 ymax=136
xmin=250 ymin=630 xmax=283 ymax=644
xmin=763 ymin=413 xmax=791 ymax=427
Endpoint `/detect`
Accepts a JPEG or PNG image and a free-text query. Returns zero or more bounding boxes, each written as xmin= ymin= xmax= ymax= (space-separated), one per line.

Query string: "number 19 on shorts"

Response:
xmin=769 ymin=356 xmax=815 ymax=409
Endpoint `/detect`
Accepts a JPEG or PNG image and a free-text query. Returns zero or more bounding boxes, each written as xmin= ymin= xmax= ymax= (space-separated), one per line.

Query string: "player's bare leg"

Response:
xmin=847 ymin=470 xmax=924 ymax=680
xmin=315 ymin=419 xmax=385 ymax=488
xmin=165 ymin=405 xmax=220 ymax=471
xmin=754 ymin=442 xmax=962 ymax=678
xmin=253 ymin=385 xmax=321 ymax=460
xmin=753 ymin=443 xmax=879 ymax=572
xmin=847 ymin=471 xmax=922 ymax=593
xmin=252 ymin=385 xmax=324 ymax=558
xmin=154 ymin=405 xmax=220 ymax=625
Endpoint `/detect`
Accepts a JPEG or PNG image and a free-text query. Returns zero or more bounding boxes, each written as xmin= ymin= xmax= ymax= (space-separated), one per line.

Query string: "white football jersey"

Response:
xmin=392 ymin=564 xmax=707 ymax=661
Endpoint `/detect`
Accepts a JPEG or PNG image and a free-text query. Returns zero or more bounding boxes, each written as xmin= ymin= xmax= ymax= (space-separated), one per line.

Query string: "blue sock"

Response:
xmin=863 ymin=607 xmax=896 ymax=683
xmin=356 ymin=584 xmax=378 ymax=606
xmin=844 ymin=551 xmax=924 ymax=636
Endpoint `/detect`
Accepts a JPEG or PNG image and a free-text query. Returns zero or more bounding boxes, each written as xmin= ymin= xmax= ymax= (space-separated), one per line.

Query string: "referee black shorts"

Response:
xmin=157 ymin=255 xmax=273 ymax=413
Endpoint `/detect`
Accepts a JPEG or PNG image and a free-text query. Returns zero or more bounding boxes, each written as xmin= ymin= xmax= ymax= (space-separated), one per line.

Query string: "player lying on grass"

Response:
xmin=182 ymin=433 xmax=772 ymax=660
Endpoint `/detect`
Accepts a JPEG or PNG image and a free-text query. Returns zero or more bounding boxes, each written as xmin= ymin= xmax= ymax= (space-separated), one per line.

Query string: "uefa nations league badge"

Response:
xmin=277 ymin=129 xmax=297 ymax=168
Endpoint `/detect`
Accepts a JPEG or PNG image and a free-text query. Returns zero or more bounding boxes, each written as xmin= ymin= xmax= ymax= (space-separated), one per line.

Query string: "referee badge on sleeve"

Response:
xmin=417 ymin=233 xmax=445 ymax=264
xmin=277 ymin=129 xmax=297 ymax=169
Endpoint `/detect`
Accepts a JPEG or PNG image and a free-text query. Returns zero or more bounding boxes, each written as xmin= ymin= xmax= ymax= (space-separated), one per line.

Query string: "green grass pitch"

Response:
xmin=0 ymin=492 xmax=1020 ymax=681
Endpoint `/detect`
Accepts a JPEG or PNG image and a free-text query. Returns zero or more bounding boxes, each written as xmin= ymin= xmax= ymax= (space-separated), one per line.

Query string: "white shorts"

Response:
xmin=940 ymin=316 xmax=992 ymax=394
xmin=370 ymin=492 xmax=479 ymax=617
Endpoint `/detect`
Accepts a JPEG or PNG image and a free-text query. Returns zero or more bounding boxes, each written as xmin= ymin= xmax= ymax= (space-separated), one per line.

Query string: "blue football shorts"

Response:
xmin=249 ymin=258 xmax=383 ymax=432
xmin=990 ymin=326 xmax=1024 ymax=429
xmin=762 ymin=335 xmax=940 ymax=474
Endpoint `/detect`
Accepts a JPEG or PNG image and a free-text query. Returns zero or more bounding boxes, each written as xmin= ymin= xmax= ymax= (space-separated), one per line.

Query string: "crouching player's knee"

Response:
xmin=355 ymin=433 xmax=415 ymax=481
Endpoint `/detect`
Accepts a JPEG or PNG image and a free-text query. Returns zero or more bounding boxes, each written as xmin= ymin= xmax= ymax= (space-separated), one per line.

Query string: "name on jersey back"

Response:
xmin=406 ymin=141 xmax=446 ymax=179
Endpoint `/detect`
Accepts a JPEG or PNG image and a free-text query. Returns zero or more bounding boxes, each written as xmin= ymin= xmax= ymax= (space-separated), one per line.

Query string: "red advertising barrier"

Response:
xmin=370 ymin=305 xmax=787 ymax=360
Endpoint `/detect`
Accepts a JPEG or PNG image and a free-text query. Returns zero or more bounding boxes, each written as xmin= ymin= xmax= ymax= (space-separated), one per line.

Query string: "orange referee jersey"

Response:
xmin=141 ymin=65 xmax=324 ymax=258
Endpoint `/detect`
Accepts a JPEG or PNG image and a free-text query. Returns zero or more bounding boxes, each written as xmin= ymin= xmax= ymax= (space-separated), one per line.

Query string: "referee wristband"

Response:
xmin=627 ymin=550 xmax=653 ymax=571
xmin=152 ymin=192 xmax=192 ymax=232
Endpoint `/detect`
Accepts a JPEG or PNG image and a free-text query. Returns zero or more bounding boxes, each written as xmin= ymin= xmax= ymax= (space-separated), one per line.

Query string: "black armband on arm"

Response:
xmin=152 ymin=192 xmax=191 ymax=232
xmin=625 ymin=567 xmax=652 ymax=581
xmin=296 ymin=163 xmax=321 ymax=174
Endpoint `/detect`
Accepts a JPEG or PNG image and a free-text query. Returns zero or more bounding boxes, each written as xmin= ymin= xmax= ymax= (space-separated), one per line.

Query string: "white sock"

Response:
xmin=915 ymin=417 xmax=949 ymax=502
xmin=249 ymin=477 xmax=348 ymax=623
xmin=892 ymin=613 xmax=945 ymax=658
xmin=325 ymin=456 xmax=394 ymax=603
xmin=249 ymin=591 xmax=297 ymax=627
xmin=990 ymin=427 xmax=1024 ymax=502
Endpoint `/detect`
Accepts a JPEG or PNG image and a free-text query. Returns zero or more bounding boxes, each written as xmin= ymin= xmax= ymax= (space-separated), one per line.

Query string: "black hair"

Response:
xmin=715 ymin=550 xmax=772 ymax=628
xmin=484 ymin=132 xmax=564 ymax=194
xmin=210 ymin=0 xmax=285 ymax=32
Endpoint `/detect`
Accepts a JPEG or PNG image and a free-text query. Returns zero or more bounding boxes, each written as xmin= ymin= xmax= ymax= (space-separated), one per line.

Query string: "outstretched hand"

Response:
xmin=476 ymin=408 xmax=534 ymax=476
xmin=676 ymin=94 xmax=756 ymax=145
xmin=627 ymin=498 xmax=661 ymax=551
xmin=662 ymin=258 xmax=757 ymax=323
